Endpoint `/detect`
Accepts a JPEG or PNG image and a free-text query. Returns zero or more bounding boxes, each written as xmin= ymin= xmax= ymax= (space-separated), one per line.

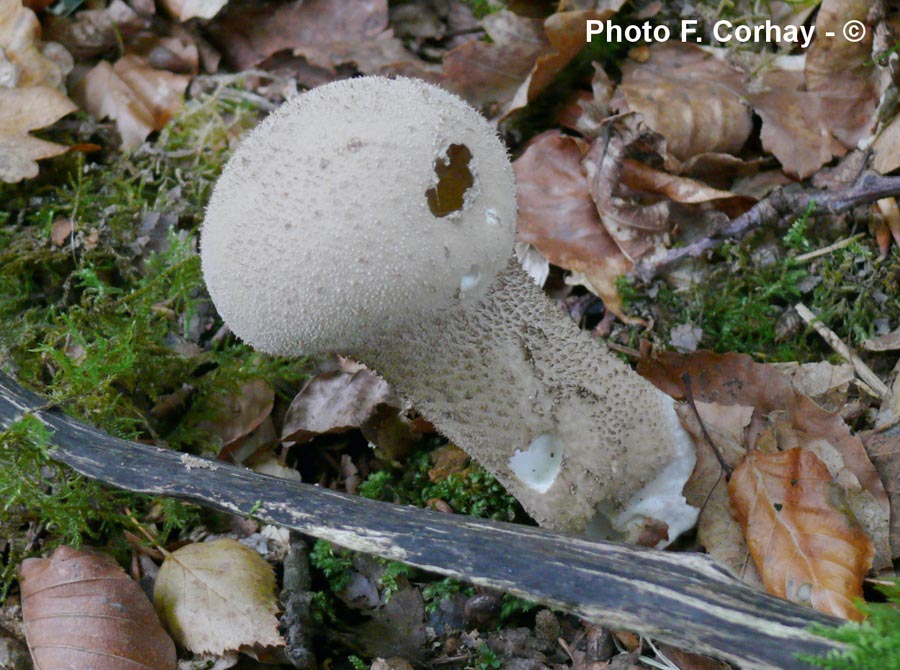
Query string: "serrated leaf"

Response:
xmin=728 ymin=448 xmax=874 ymax=621
xmin=153 ymin=538 xmax=284 ymax=654
xmin=20 ymin=545 xmax=176 ymax=670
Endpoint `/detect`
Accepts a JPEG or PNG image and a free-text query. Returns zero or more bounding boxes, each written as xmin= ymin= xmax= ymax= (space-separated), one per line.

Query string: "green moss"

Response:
xmin=310 ymin=539 xmax=354 ymax=593
xmin=0 ymin=416 xmax=129 ymax=597
xmin=360 ymin=446 xmax=523 ymax=522
xmin=422 ymin=577 xmax=474 ymax=612
xmin=0 ymin=82 xmax=311 ymax=599
xmin=803 ymin=580 xmax=900 ymax=670
xmin=617 ymin=221 xmax=900 ymax=362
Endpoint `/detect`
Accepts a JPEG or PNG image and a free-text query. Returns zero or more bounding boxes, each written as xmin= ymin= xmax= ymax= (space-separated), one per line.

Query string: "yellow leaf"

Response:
xmin=728 ymin=448 xmax=874 ymax=621
xmin=154 ymin=538 xmax=284 ymax=654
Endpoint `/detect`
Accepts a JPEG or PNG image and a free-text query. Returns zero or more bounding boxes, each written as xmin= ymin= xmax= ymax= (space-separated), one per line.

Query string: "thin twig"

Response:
xmin=794 ymin=233 xmax=867 ymax=262
xmin=794 ymin=303 xmax=890 ymax=398
xmin=637 ymin=172 xmax=900 ymax=280
xmin=681 ymin=373 xmax=733 ymax=478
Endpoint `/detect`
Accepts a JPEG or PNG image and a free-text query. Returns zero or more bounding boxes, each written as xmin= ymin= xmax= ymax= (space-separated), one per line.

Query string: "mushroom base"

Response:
xmin=355 ymin=259 xmax=698 ymax=541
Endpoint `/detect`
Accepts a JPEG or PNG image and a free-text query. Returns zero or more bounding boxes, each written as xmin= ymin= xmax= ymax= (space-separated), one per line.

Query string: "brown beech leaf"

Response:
xmin=20 ymin=545 xmax=176 ymax=670
xmin=153 ymin=538 xmax=284 ymax=654
xmin=638 ymin=348 xmax=891 ymax=573
xmin=442 ymin=10 xmax=548 ymax=111
xmin=611 ymin=43 xmax=752 ymax=161
xmin=750 ymin=60 xmax=847 ymax=179
xmin=514 ymin=130 xmax=633 ymax=318
xmin=75 ymin=54 xmax=189 ymax=148
xmin=728 ymin=447 xmax=874 ymax=621
xmin=0 ymin=86 xmax=75 ymax=182
xmin=804 ymin=0 xmax=878 ymax=149
xmin=282 ymin=362 xmax=401 ymax=444
xmin=859 ymin=431 xmax=900 ymax=558
xmin=208 ymin=0 xmax=417 ymax=79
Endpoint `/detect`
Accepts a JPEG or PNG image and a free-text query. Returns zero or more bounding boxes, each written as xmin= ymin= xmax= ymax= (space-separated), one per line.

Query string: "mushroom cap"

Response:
xmin=201 ymin=76 xmax=517 ymax=357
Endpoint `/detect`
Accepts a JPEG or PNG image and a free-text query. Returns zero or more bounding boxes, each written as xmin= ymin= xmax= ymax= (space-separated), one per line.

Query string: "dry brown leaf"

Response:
xmin=75 ymin=54 xmax=189 ymax=148
xmin=208 ymin=0 xmax=417 ymax=80
xmin=161 ymin=0 xmax=227 ymax=22
xmin=442 ymin=10 xmax=547 ymax=111
xmin=153 ymin=538 xmax=284 ymax=654
xmin=872 ymin=113 xmax=900 ymax=175
xmin=611 ymin=43 xmax=751 ymax=161
xmin=729 ymin=447 xmax=874 ymax=621
xmin=862 ymin=327 xmax=900 ymax=352
xmin=582 ymin=114 xmax=671 ymax=263
xmin=0 ymin=86 xmax=75 ymax=182
xmin=804 ymin=0 xmax=878 ymax=149
xmin=514 ymin=130 xmax=633 ymax=318
xmin=638 ymin=349 xmax=892 ymax=572
xmin=196 ymin=379 xmax=274 ymax=454
xmin=750 ymin=60 xmax=847 ymax=179
xmin=20 ymin=545 xmax=176 ymax=670
xmin=282 ymin=364 xmax=400 ymax=444
xmin=859 ymin=431 xmax=900 ymax=558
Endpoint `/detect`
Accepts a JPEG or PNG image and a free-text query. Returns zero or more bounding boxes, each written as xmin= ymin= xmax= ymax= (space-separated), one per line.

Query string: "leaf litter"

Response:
xmin=4 ymin=0 xmax=900 ymax=668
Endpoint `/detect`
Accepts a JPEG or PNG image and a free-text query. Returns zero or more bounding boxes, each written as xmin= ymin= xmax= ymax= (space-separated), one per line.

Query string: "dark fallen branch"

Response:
xmin=0 ymin=372 xmax=840 ymax=670
xmin=637 ymin=172 xmax=900 ymax=281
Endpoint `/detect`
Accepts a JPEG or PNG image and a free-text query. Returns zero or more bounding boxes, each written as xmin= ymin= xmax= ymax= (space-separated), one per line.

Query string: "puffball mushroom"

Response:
xmin=201 ymin=76 xmax=697 ymax=544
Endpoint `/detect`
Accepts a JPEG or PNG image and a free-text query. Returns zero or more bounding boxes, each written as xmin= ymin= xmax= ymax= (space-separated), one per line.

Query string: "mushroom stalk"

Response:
xmin=200 ymin=76 xmax=697 ymax=543
xmin=356 ymin=259 xmax=696 ymax=538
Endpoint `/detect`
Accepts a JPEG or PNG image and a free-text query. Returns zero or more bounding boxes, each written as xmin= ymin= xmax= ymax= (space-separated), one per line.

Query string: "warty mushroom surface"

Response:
xmin=201 ymin=76 xmax=698 ymax=545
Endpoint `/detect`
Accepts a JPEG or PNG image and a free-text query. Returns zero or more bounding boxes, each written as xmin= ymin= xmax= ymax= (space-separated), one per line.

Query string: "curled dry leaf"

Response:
xmin=75 ymin=54 xmax=189 ymax=148
xmin=20 ymin=545 xmax=176 ymax=670
xmin=611 ymin=43 xmax=752 ymax=161
xmin=504 ymin=4 xmax=625 ymax=117
xmin=76 ymin=55 xmax=190 ymax=148
xmin=154 ymin=538 xmax=284 ymax=655
xmin=729 ymin=447 xmax=874 ymax=621
xmin=282 ymin=363 xmax=398 ymax=443
xmin=281 ymin=361 xmax=419 ymax=459
xmin=582 ymin=114 xmax=671 ymax=263
xmin=513 ymin=130 xmax=633 ymax=318
xmin=638 ymin=349 xmax=892 ymax=574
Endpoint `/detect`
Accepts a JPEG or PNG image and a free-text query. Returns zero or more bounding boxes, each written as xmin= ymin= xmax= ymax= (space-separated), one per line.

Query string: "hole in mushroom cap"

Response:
xmin=426 ymin=143 xmax=474 ymax=217
xmin=459 ymin=264 xmax=482 ymax=292
xmin=508 ymin=432 xmax=564 ymax=493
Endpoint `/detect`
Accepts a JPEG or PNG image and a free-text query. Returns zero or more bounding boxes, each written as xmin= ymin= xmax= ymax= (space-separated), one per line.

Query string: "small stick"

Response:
xmin=681 ymin=373 xmax=732 ymax=478
xmin=794 ymin=233 xmax=867 ymax=262
xmin=794 ymin=303 xmax=890 ymax=398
